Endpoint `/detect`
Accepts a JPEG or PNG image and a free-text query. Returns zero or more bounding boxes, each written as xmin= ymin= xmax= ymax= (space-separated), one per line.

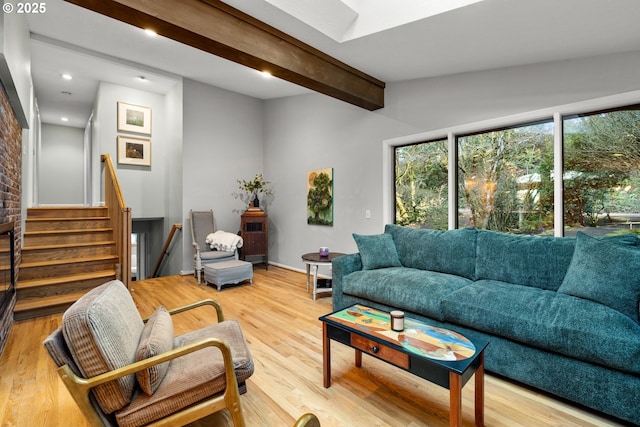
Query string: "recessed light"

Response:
xmin=61 ymin=73 xmax=72 ymax=80
xmin=61 ymin=117 xmax=69 ymax=122
xmin=259 ymin=71 xmax=272 ymax=78
xmin=144 ymin=29 xmax=157 ymax=37
xmin=138 ymin=75 xmax=149 ymax=82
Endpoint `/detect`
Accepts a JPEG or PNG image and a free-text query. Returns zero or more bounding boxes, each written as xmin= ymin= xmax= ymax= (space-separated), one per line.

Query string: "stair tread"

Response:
xmin=25 ymin=228 xmax=113 ymax=235
xmin=18 ymin=206 xmax=124 ymax=320
xmin=20 ymin=254 xmax=118 ymax=269
xmin=18 ymin=270 xmax=116 ymax=288
xmin=14 ymin=290 xmax=92 ymax=311
xmin=28 ymin=206 xmax=105 ymax=209
xmin=14 ymin=206 xmax=125 ymax=320
xmin=23 ymin=241 xmax=116 ymax=251
xmin=26 ymin=217 xmax=109 ymax=221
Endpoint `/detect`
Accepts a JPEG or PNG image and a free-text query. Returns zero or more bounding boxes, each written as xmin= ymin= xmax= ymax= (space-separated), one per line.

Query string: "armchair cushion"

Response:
xmin=115 ymin=319 xmax=254 ymax=427
xmin=62 ymin=280 xmax=145 ymax=414
xmin=136 ymin=306 xmax=174 ymax=395
xmin=197 ymin=250 xmax=236 ymax=262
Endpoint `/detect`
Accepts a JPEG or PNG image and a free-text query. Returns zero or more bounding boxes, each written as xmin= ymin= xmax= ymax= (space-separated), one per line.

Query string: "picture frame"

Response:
xmin=117 ymin=102 xmax=152 ymax=134
xmin=117 ymin=136 xmax=151 ymax=166
xmin=307 ymin=167 xmax=334 ymax=226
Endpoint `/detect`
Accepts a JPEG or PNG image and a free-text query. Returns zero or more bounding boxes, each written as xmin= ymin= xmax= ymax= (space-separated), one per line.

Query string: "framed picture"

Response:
xmin=307 ymin=167 xmax=333 ymax=226
xmin=117 ymin=136 xmax=151 ymax=166
xmin=117 ymin=102 xmax=152 ymax=134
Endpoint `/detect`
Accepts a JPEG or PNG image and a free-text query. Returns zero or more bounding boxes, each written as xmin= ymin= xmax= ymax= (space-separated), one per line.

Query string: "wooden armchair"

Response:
xmin=43 ymin=280 xmax=253 ymax=427
xmin=294 ymin=413 xmax=321 ymax=427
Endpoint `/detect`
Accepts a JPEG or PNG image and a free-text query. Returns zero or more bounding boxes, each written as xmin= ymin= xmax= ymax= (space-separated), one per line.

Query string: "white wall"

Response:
xmin=263 ymin=94 xmax=418 ymax=270
xmin=384 ymin=51 xmax=640 ymax=131
xmin=0 ymin=12 xmax=30 ymax=127
xmin=91 ymin=81 xmax=185 ymax=276
xmin=93 ymin=82 xmax=168 ymax=218
xmin=39 ymin=123 xmax=84 ymax=204
xmin=181 ymin=79 xmax=264 ymax=274
xmin=162 ymin=81 xmax=184 ymax=276
xmin=263 ymin=50 xmax=640 ymax=271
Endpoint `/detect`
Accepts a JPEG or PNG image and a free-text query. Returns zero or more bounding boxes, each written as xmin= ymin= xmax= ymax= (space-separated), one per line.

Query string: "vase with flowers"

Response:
xmin=238 ymin=174 xmax=274 ymax=211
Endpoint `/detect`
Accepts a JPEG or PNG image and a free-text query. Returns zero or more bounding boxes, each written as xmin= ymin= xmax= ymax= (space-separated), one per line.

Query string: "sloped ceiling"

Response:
xmin=27 ymin=0 xmax=640 ymax=127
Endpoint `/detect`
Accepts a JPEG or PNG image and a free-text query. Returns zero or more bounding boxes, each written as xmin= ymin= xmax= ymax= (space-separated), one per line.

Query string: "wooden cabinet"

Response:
xmin=240 ymin=211 xmax=268 ymax=269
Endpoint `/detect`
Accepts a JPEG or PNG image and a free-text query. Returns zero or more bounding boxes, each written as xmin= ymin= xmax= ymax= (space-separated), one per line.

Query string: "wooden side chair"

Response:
xmin=43 ymin=280 xmax=254 ymax=427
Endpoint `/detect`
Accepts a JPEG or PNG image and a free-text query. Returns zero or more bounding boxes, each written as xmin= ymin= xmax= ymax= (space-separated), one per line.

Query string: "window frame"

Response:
xmin=383 ymin=89 xmax=640 ymax=236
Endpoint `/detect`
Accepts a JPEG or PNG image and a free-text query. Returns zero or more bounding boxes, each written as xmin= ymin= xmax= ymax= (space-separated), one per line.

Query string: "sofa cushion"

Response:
xmin=384 ymin=224 xmax=477 ymax=280
xmin=475 ymin=230 xmax=575 ymax=291
xmin=442 ymin=280 xmax=640 ymax=374
xmin=62 ymin=280 xmax=144 ymax=414
xmin=558 ymin=232 xmax=640 ymax=323
xmin=136 ymin=306 xmax=174 ymax=395
xmin=353 ymin=233 xmax=402 ymax=270
xmin=115 ymin=319 xmax=254 ymax=427
xmin=343 ymin=267 xmax=473 ymax=321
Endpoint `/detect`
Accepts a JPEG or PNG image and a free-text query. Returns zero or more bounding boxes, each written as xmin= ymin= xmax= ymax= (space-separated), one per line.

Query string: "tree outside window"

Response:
xmin=393 ymin=106 xmax=640 ymax=237
xmin=457 ymin=122 xmax=554 ymax=234
xmin=563 ymin=109 xmax=640 ymax=236
xmin=395 ymin=140 xmax=448 ymax=229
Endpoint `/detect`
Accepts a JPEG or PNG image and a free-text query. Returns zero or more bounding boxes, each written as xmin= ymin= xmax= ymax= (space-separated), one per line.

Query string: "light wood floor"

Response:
xmin=0 ymin=266 xmax=627 ymax=426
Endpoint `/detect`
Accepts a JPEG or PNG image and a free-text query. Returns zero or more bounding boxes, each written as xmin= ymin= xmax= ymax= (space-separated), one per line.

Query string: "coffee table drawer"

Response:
xmin=351 ymin=334 xmax=409 ymax=369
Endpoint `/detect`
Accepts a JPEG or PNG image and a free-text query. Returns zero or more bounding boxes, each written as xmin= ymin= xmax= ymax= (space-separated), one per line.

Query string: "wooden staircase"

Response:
xmin=14 ymin=207 xmax=119 ymax=320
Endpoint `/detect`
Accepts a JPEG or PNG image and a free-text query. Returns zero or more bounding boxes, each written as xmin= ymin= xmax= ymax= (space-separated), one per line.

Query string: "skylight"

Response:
xmin=265 ymin=0 xmax=485 ymax=42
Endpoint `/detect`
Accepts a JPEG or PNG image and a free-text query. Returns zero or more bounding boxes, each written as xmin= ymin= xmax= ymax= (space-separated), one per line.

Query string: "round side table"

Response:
xmin=301 ymin=252 xmax=345 ymax=301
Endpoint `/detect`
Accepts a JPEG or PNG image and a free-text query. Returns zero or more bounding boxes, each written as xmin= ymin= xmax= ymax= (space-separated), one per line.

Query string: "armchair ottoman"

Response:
xmin=203 ymin=259 xmax=253 ymax=291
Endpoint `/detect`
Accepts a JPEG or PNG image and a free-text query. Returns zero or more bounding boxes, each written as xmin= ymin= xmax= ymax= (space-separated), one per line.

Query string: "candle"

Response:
xmin=390 ymin=310 xmax=404 ymax=332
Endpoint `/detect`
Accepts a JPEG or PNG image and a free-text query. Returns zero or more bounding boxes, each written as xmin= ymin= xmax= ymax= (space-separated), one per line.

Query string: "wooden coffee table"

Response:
xmin=319 ymin=304 xmax=489 ymax=427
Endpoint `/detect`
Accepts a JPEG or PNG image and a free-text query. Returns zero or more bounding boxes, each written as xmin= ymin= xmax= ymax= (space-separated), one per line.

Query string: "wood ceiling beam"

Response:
xmin=64 ymin=0 xmax=385 ymax=110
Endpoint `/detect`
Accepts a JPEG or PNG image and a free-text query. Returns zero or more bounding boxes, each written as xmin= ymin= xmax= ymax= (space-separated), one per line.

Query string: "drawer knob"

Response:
xmin=371 ymin=346 xmax=379 ymax=354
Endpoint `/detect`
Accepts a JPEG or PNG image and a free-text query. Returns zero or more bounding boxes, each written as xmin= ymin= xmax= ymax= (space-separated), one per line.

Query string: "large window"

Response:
xmin=563 ymin=107 xmax=640 ymax=236
xmin=391 ymin=99 xmax=640 ymax=238
xmin=394 ymin=139 xmax=448 ymax=229
xmin=457 ymin=122 xmax=554 ymax=234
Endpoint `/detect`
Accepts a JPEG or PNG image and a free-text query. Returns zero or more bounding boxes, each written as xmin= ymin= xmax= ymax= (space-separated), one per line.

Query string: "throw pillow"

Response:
xmin=135 ymin=306 xmax=174 ymax=395
xmin=558 ymin=232 xmax=640 ymax=323
xmin=353 ymin=233 xmax=402 ymax=270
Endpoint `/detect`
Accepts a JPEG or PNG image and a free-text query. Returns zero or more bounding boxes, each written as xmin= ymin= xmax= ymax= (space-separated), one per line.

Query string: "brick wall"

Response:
xmin=0 ymin=80 xmax=22 ymax=356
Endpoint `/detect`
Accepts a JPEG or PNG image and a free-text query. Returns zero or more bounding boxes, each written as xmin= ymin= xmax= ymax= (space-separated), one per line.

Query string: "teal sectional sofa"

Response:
xmin=332 ymin=224 xmax=640 ymax=425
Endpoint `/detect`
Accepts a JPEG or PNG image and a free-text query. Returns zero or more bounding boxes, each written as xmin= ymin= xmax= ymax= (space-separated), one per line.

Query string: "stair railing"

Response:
xmin=101 ymin=154 xmax=132 ymax=288
xmin=152 ymin=223 xmax=182 ymax=278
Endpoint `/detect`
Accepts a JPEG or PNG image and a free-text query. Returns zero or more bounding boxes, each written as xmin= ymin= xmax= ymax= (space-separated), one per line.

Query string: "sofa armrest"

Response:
xmin=332 ymin=253 xmax=362 ymax=310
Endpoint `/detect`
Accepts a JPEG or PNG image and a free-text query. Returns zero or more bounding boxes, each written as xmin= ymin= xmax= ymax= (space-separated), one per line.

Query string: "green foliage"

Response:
xmin=238 ymin=174 xmax=273 ymax=199
xmin=457 ymin=123 xmax=554 ymax=233
xmin=395 ymin=109 xmax=640 ymax=234
xmin=563 ymin=110 xmax=640 ymax=227
xmin=395 ymin=141 xmax=448 ymax=229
